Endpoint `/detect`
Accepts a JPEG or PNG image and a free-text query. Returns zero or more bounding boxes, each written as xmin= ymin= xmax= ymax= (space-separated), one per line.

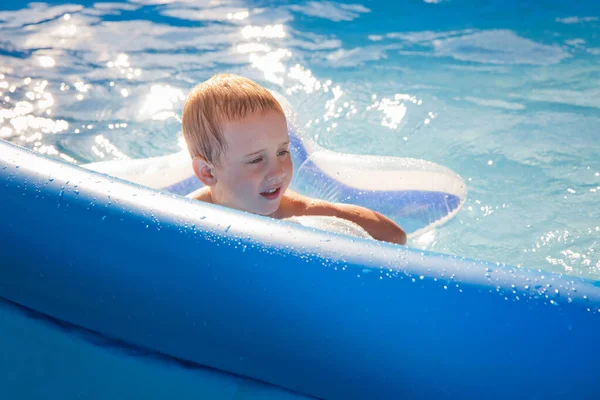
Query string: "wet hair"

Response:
xmin=181 ymin=73 xmax=284 ymax=166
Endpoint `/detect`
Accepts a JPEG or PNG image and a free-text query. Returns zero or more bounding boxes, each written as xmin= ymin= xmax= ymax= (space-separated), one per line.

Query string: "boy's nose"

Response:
xmin=266 ymin=161 xmax=286 ymax=183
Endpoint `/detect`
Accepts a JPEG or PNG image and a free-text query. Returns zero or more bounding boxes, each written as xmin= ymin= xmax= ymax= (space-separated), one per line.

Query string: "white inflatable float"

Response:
xmin=84 ymin=94 xmax=467 ymax=238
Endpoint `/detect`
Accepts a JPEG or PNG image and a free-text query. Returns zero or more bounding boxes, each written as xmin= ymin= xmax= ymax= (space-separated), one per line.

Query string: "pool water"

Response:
xmin=0 ymin=0 xmax=598 ymax=278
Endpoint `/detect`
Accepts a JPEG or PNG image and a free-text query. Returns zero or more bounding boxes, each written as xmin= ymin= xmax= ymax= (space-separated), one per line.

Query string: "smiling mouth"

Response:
xmin=260 ymin=187 xmax=281 ymax=200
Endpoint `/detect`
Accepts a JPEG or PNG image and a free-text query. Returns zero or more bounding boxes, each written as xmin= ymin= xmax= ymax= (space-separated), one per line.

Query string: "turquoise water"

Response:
xmin=0 ymin=0 xmax=598 ymax=279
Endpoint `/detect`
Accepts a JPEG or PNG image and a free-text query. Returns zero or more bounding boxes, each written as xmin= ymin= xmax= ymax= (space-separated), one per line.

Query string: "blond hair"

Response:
xmin=181 ymin=73 xmax=284 ymax=166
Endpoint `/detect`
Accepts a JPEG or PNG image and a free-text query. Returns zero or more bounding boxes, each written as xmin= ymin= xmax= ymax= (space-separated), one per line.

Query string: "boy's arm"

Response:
xmin=300 ymin=197 xmax=407 ymax=245
xmin=327 ymin=202 xmax=407 ymax=245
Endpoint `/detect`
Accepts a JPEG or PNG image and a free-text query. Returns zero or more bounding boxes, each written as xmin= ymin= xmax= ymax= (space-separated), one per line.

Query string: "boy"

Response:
xmin=182 ymin=74 xmax=407 ymax=245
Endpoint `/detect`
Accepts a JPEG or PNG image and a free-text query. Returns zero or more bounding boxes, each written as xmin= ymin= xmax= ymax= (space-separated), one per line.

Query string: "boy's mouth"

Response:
xmin=260 ymin=187 xmax=281 ymax=200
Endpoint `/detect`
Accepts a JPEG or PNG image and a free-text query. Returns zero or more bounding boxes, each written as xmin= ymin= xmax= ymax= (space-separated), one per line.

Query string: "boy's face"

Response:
xmin=211 ymin=110 xmax=292 ymax=216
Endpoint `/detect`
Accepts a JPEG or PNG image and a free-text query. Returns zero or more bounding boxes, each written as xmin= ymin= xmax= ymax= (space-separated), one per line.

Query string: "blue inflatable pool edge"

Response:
xmin=1 ymin=139 xmax=600 ymax=399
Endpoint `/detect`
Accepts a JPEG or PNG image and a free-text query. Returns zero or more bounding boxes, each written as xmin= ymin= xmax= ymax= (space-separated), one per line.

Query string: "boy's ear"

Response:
xmin=192 ymin=156 xmax=217 ymax=186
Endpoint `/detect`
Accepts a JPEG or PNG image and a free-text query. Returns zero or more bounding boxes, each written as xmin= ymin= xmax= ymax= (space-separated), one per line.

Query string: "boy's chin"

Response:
xmin=253 ymin=202 xmax=280 ymax=217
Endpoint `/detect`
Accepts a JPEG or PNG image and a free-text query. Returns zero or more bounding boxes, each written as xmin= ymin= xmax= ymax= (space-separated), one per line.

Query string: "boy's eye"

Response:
xmin=248 ymin=157 xmax=263 ymax=164
xmin=278 ymin=150 xmax=290 ymax=156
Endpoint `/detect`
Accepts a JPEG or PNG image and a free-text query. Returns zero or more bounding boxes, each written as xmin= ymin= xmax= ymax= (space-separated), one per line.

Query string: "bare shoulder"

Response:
xmin=275 ymin=190 xmax=336 ymax=218
xmin=185 ymin=186 xmax=212 ymax=203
